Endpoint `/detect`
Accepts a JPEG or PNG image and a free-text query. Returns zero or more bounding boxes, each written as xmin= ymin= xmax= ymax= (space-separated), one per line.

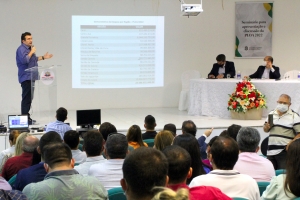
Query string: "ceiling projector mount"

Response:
xmin=181 ymin=0 xmax=203 ymax=17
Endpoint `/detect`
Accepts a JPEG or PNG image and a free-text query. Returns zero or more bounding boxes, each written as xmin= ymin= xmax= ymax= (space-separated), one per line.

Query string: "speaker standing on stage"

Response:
xmin=16 ymin=32 xmax=53 ymax=124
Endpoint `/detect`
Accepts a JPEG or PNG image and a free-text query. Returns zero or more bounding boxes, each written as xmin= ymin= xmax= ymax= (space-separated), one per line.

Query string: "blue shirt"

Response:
xmin=16 ymin=43 xmax=39 ymax=83
xmin=46 ymin=120 xmax=72 ymax=139
xmin=14 ymin=162 xmax=46 ymax=191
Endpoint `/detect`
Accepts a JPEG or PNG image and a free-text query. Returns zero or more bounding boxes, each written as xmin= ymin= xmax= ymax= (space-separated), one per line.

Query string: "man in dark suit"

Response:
xmin=208 ymin=54 xmax=236 ymax=79
xmin=248 ymin=56 xmax=280 ymax=79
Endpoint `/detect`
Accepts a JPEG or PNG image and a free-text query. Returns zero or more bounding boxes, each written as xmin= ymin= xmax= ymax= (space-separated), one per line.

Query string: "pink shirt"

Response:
xmin=234 ymin=152 xmax=275 ymax=182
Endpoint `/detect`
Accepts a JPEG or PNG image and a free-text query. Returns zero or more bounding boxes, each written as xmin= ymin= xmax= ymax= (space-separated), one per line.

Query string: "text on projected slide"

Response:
xmin=72 ymin=16 xmax=164 ymax=88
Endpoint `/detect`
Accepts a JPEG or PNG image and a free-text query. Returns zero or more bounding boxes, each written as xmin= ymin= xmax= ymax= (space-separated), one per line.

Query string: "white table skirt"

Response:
xmin=188 ymin=79 xmax=300 ymax=119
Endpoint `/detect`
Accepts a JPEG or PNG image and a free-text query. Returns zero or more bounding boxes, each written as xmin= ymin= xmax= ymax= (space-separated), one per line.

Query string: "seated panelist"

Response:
xmin=208 ymin=54 xmax=236 ymax=79
xmin=247 ymin=56 xmax=280 ymax=79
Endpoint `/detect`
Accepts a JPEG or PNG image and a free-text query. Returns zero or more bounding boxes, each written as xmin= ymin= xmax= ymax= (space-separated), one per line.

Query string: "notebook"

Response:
xmin=8 ymin=115 xmax=29 ymax=130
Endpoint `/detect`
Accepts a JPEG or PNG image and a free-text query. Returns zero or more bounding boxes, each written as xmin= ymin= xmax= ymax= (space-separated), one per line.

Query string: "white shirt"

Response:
xmin=0 ymin=145 xmax=15 ymax=165
xmin=233 ymin=152 xmax=275 ymax=182
xmin=218 ymin=63 xmax=226 ymax=75
xmin=74 ymin=156 xmax=106 ymax=176
xmin=262 ymin=67 xmax=275 ymax=79
xmin=88 ymin=159 xmax=124 ymax=190
xmin=71 ymin=149 xmax=87 ymax=164
xmin=189 ymin=169 xmax=260 ymax=200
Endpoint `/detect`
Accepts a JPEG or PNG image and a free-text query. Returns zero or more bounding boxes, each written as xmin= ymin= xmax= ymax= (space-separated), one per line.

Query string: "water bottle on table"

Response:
xmin=237 ymin=71 xmax=241 ymax=79
xmin=298 ymin=72 xmax=300 ymax=81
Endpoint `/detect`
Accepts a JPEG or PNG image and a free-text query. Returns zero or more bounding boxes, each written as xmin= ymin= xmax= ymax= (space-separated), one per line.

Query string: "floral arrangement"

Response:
xmin=228 ymin=79 xmax=267 ymax=113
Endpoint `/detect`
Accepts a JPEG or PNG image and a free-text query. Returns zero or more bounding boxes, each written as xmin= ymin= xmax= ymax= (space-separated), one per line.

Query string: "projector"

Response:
xmin=181 ymin=4 xmax=203 ymax=16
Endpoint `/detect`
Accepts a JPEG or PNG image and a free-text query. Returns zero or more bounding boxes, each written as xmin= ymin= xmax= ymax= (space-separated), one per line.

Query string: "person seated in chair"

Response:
xmin=247 ymin=56 xmax=280 ymax=79
xmin=208 ymin=54 xmax=236 ymax=79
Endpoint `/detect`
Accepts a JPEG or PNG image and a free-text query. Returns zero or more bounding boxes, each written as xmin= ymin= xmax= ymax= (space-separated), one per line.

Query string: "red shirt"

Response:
xmin=168 ymin=183 xmax=231 ymax=200
xmin=1 ymin=152 xmax=33 ymax=181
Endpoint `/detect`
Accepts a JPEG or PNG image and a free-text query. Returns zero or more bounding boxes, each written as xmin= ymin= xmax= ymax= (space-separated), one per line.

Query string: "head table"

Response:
xmin=188 ymin=79 xmax=300 ymax=119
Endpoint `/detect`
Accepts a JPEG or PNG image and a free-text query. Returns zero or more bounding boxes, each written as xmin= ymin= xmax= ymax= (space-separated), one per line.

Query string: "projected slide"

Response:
xmin=72 ymin=16 xmax=164 ymax=88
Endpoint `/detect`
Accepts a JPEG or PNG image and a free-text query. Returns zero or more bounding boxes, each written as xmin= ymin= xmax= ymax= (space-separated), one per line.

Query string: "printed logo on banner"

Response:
xmin=40 ymin=70 xmax=55 ymax=85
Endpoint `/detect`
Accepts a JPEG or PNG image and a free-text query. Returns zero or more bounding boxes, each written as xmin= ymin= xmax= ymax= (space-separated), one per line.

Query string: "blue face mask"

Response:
xmin=276 ymin=103 xmax=288 ymax=113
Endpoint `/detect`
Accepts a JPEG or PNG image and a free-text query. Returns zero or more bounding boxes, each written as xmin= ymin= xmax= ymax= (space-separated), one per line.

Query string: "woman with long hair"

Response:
xmin=154 ymin=130 xmax=174 ymax=151
xmin=173 ymin=134 xmax=208 ymax=184
xmin=262 ymin=139 xmax=300 ymax=199
xmin=127 ymin=125 xmax=148 ymax=149
xmin=15 ymin=132 xmax=31 ymax=156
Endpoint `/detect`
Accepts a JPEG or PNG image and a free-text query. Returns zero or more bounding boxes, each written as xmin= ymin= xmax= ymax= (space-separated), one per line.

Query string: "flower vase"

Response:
xmin=230 ymin=108 xmax=263 ymax=120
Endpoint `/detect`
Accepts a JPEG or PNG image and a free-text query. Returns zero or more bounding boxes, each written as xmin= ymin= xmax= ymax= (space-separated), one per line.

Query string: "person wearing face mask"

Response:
xmin=246 ymin=56 xmax=280 ymax=79
xmin=263 ymin=94 xmax=300 ymax=170
xmin=208 ymin=54 xmax=236 ymax=79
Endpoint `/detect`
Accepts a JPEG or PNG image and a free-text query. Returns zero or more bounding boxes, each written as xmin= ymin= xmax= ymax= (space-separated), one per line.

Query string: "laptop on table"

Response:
xmin=8 ymin=115 xmax=29 ymax=131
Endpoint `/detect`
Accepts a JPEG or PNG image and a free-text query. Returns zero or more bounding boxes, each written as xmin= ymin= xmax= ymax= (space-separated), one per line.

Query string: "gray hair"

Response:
xmin=22 ymin=135 xmax=40 ymax=153
xmin=236 ymin=127 xmax=260 ymax=152
xmin=280 ymin=94 xmax=291 ymax=103
xmin=106 ymin=133 xmax=128 ymax=159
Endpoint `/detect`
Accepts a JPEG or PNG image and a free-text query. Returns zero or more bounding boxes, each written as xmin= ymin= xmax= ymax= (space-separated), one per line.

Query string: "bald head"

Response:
xmin=22 ymin=135 xmax=39 ymax=153
xmin=279 ymin=94 xmax=291 ymax=104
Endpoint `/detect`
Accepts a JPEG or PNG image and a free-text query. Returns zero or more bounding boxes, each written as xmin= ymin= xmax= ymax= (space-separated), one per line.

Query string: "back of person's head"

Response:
xmin=105 ymin=133 xmax=128 ymax=159
xmin=22 ymin=135 xmax=39 ymax=153
xmin=122 ymin=147 xmax=168 ymax=199
xmin=210 ymin=136 xmax=239 ymax=170
xmin=216 ymin=54 xmax=226 ymax=62
xmin=152 ymin=188 xmax=189 ymax=200
xmin=227 ymin=124 xmax=242 ymax=141
xmin=15 ymin=132 xmax=30 ymax=156
xmin=43 ymin=143 xmax=72 ymax=169
xmin=99 ymin=122 xmax=117 ymax=141
xmin=162 ymin=145 xmax=191 ymax=184
xmin=56 ymin=107 xmax=68 ymax=122
xmin=144 ymin=115 xmax=156 ymax=130
xmin=181 ymin=120 xmax=197 ymax=136
xmin=236 ymin=127 xmax=260 ymax=152
xmin=284 ymin=139 xmax=300 ymax=197
xmin=9 ymin=130 xmax=21 ymax=145
xmin=63 ymin=130 xmax=79 ymax=149
xmin=154 ymin=130 xmax=174 ymax=151
xmin=126 ymin=125 xmax=145 ymax=147
xmin=219 ymin=130 xmax=229 ymax=137
xmin=163 ymin=124 xmax=177 ymax=137
xmin=173 ymin=134 xmax=206 ymax=184
xmin=83 ymin=130 xmax=103 ymax=157
xmin=40 ymin=131 xmax=62 ymax=160
xmin=208 ymin=136 xmax=218 ymax=147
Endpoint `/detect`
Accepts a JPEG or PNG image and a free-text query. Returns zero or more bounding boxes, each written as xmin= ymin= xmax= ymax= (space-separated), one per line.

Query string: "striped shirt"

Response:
xmin=266 ymin=109 xmax=300 ymax=156
xmin=46 ymin=120 xmax=72 ymax=139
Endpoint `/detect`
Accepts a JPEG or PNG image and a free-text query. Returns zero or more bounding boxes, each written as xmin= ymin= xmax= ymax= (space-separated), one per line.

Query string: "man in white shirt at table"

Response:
xmin=247 ymin=56 xmax=280 ymax=79
xmin=234 ymin=127 xmax=275 ymax=181
xmin=89 ymin=133 xmax=128 ymax=190
xmin=189 ymin=136 xmax=260 ymax=199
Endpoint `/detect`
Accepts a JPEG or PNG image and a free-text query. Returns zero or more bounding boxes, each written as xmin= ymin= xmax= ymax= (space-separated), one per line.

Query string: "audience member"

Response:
xmin=46 ymin=107 xmax=72 ymax=139
xmin=127 ymin=125 xmax=148 ymax=149
xmin=154 ymin=130 xmax=174 ymax=151
xmin=261 ymin=139 xmax=300 ymax=199
xmin=142 ymin=115 xmax=157 ymax=139
xmin=202 ymin=136 xmax=218 ymax=170
xmin=23 ymin=143 xmax=107 ymax=199
xmin=14 ymin=131 xmax=62 ymax=191
xmin=99 ymin=122 xmax=117 ymax=141
xmin=163 ymin=123 xmax=177 ymax=137
xmin=152 ymin=188 xmax=189 ymax=200
xmin=64 ymin=130 xmax=87 ymax=164
xmin=248 ymin=56 xmax=280 ymax=79
xmin=121 ymin=147 xmax=168 ymax=200
xmin=0 ymin=189 xmax=27 ymax=199
xmin=219 ymin=130 xmax=229 ymax=137
xmin=89 ymin=133 xmax=128 ymax=190
xmin=75 ymin=130 xmax=106 ymax=175
xmin=31 ymin=148 xmax=41 ymax=166
xmin=14 ymin=132 xmax=30 ymax=156
xmin=0 ymin=176 xmax=12 ymax=190
xmin=163 ymin=146 xmax=231 ymax=200
xmin=208 ymin=54 xmax=235 ymax=79
xmin=173 ymin=134 xmax=208 ymax=184
xmin=197 ymin=128 xmax=213 ymax=159
xmin=189 ymin=136 xmax=260 ymax=199
xmin=181 ymin=120 xmax=197 ymax=136
xmin=263 ymin=94 xmax=300 ymax=169
xmin=227 ymin=124 xmax=241 ymax=141
xmin=2 ymin=135 xmax=39 ymax=180
xmin=234 ymin=127 xmax=275 ymax=181
xmin=0 ymin=130 xmax=20 ymax=171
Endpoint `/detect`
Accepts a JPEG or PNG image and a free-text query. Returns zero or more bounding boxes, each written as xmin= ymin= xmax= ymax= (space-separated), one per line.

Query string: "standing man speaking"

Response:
xmin=16 ymin=32 xmax=53 ymax=124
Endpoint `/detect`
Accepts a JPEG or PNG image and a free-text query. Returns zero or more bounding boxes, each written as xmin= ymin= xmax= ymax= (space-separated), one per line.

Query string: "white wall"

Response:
xmin=0 ymin=0 xmax=299 ymax=121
